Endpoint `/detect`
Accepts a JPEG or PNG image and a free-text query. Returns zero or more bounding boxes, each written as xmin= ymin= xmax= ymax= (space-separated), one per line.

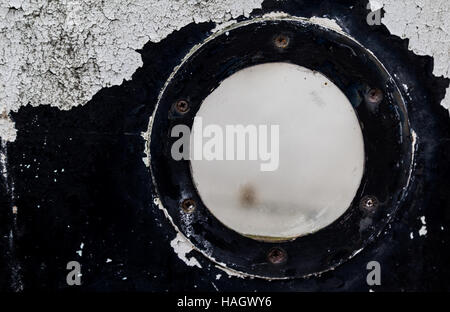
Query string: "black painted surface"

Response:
xmin=1 ymin=0 xmax=449 ymax=291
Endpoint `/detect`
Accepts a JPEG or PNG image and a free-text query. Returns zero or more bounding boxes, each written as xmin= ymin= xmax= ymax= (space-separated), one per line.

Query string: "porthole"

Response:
xmin=149 ymin=17 xmax=414 ymax=279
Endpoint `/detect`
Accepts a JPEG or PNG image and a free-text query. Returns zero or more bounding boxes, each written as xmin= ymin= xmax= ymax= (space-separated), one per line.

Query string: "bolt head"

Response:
xmin=365 ymin=88 xmax=384 ymax=105
xmin=175 ymin=100 xmax=190 ymax=113
xmin=181 ymin=198 xmax=196 ymax=213
xmin=267 ymin=247 xmax=287 ymax=265
xmin=360 ymin=195 xmax=379 ymax=212
xmin=274 ymin=35 xmax=290 ymax=49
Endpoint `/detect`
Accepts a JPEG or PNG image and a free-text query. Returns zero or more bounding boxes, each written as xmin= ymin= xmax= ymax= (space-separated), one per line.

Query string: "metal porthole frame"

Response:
xmin=147 ymin=16 xmax=415 ymax=279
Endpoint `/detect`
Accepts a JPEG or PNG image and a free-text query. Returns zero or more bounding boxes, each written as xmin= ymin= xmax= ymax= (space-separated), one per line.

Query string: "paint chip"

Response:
xmin=170 ymin=233 xmax=202 ymax=269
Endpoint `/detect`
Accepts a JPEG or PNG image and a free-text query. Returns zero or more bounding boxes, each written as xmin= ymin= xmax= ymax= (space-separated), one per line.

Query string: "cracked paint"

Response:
xmin=369 ymin=0 xmax=450 ymax=113
xmin=0 ymin=0 xmax=449 ymax=142
xmin=0 ymin=0 xmax=264 ymax=142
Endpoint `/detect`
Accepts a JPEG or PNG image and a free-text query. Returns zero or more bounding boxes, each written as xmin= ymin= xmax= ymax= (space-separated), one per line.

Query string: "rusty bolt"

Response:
xmin=267 ymin=247 xmax=287 ymax=265
xmin=360 ymin=195 xmax=379 ymax=212
xmin=175 ymin=100 xmax=190 ymax=114
xmin=181 ymin=198 xmax=196 ymax=213
xmin=274 ymin=35 xmax=289 ymax=49
xmin=365 ymin=88 xmax=384 ymax=105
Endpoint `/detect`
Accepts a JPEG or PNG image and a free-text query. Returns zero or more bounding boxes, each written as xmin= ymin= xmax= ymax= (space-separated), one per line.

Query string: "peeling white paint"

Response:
xmin=0 ymin=115 xmax=17 ymax=142
xmin=170 ymin=233 xmax=202 ymax=269
xmin=211 ymin=19 xmax=238 ymax=33
xmin=0 ymin=140 xmax=8 ymax=180
xmin=260 ymin=11 xmax=343 ymax=33
xmin=76 ymin=241 xmax=84 ymax=256
xmin=141 ymin=116 xmax=152 ymax=167
xmin=0 ymin=0 xmax=264 ymax=142
xmin=153 ymin=196 xmax=262 ymax=278
xmin=0 ymin=0 xmax=446 ymax=143
xmin=214 ymin=264 xmax=248 ymax=279
xmin=369 ymin=0 xmax=383 ymax=11
xmin=419 ymin=215 xmax=427 ymax=236
xmin=369 ymin=0 xmax=450 ymax=113
xmin=309 ymin=16 xmax=343 ymax=32
xmin=419 ymin=226 xmax=427 ymax=236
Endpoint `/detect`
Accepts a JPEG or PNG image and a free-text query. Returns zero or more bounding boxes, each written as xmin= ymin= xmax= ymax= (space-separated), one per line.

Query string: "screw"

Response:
xmin=181 ymin=198 xmax=196 ymax=213
xmin=267 ymin=247 xmax=287 ymax=265
xmin=175 ymin=100 xmax=190 ymax=114
xmin=274 ymin=35 xmax=289 ymax=49
xmin=360 ymin=195 xmax=379 ymax=212
xmin=365 ymin=88 xmax=383 ymax=105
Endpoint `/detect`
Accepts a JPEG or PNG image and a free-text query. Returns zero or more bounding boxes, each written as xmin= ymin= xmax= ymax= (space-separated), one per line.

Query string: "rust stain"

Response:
xmin=239 ymin=184 xmax=257 ymax=207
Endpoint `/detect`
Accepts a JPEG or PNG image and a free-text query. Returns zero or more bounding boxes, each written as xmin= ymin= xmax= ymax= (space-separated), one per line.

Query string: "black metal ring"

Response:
xmin=149 ymin=18 xmax=414 ymax=279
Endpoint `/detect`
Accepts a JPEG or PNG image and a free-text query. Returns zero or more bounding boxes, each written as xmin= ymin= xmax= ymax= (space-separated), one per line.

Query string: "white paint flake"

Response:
xmin=420 ymin=216 xmax=426 ymax=225
xmin=76 ymin=241 xmax=84 ymax=256
xmin=419 ymin=226 xmax=427 ymax=236
xmin=369 ymin=0 xmax=383 ymax=11
xmin=141 ymin=116 xmax=152 ymax=167
xmin=214 ymin=264 xmax=248 ymax=279
xmin=309 ymin=16 xmax=343 ymax=32
xmin=418 ymin=215 xmax=427 ymax=236
xmin=170 ymin=233 xmax=202 ymax=269
xmin=0 ymin=115 xmax=17 ymax=142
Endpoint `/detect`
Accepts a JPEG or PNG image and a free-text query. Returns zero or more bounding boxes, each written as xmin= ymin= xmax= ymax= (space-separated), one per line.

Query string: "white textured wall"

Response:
xmin=0 ymin=0 xmax=264 ymax=141
xmin=0 ymin=0 xmax=449 ymax=142
xmin=370 ymin=0 xmax=450 ymax=110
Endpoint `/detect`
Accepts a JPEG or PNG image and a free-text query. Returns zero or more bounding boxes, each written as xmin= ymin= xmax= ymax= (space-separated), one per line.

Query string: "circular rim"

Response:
xmin=148 ymin=17 xmax=415 ymax=279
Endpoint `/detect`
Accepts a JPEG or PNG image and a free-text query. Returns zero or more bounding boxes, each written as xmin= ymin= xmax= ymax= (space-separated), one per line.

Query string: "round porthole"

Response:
xmin=149 ymin=17 xmax=414 ymax=279
xmin=189 ymin=62 xmax=365 ymax=241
